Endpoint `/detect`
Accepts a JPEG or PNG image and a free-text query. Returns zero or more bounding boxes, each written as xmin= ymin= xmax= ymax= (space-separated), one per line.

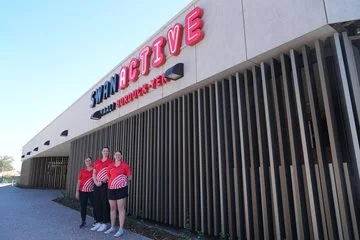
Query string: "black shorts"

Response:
xmin=108 ymin=186 xmax=129 ymax=200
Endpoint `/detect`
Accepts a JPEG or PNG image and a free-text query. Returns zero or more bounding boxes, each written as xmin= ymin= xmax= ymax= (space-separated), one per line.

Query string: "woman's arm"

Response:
xmin=127 ymin=164 xmax=132 ymax=181
xmin=93 ymin=169 xmax=101 ymax=186
xmin=75 ymin=180 xmax=80 ymax=199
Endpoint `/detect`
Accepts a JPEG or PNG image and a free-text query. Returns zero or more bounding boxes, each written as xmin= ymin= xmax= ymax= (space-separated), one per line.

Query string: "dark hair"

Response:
xmin=87 ymin=156 xmax=92 ymax=160
xmin=103 ymin=146 xmax=109 ymax=150
xmin=113 ymin=150 xmax=122 ymax=156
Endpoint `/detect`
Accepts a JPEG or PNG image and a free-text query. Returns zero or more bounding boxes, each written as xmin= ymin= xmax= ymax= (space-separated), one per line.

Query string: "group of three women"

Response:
xmin=75 ymin=147 xmax=132 ymax=237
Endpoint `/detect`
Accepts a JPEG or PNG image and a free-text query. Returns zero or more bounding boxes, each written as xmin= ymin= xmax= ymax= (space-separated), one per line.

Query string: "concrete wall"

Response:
xmin=324 ymin=0 xmax=360 ymax=23
xmin=22 ymin=0 xmax=358 ymax=159
xmin=243 ymin=0 xmax=327 ymax=59
xmin=19 ymin=159 xmax=32 ymax=187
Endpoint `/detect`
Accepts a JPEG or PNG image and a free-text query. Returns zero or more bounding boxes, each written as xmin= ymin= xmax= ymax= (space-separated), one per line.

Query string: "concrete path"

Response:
xmin=0 ymin=186 xmax=150 ymax=240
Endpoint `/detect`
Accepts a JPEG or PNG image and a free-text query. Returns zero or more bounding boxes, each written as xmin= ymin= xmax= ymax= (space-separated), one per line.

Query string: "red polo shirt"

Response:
xmin=107 ymin=161 xmax=131 ymax=190
xmin=78 ymin=168 xmax=94 ymax=192
xmin=94 ymin=158 xmax=113 ymax=182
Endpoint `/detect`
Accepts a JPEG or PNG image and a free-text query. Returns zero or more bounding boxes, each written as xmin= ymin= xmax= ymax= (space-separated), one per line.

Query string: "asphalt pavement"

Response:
xmin=0 ymin=185 xmax=149 ymax=240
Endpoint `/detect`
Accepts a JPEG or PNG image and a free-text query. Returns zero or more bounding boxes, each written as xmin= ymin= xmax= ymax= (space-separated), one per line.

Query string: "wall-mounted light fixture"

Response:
xmin=44 ymin=140 xmax=50 ymax=146
xmin=165 ymin=63 xmax=184 ymax=81
xmin=33 ymin=147 xmax=39 ymax=151
xmin=355 ymin=28 xmax=360 ymax=35
xmin=60 ymin=130 xmax=68 ymax=136
xmin=90 ymin=110 xmax=102 ymax=120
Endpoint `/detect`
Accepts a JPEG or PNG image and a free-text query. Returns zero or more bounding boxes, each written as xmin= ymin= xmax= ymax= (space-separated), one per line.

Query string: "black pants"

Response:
xmin=93 ymin=183 xmax=110 ymax=223
xmin=79 ymin=191 xmax=97 ymax=222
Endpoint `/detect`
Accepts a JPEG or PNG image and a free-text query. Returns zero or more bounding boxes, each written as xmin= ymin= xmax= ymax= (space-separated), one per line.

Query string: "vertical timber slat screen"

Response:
xmin=66 ymin=34 xmax=360 ymax=239
xmin=25 ymin=157 xmax=68 ymax=189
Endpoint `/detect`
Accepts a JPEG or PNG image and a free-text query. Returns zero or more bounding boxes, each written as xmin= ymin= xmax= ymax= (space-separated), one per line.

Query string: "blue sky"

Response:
xmin=0 ymin=0 xmax=192 ymax=170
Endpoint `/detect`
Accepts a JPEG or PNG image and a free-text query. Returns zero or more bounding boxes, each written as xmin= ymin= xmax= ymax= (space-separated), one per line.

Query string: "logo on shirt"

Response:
xmin=110 ymin=174 xmax=128 ymax=189
xmin=97 ymin=168 xmax=108 ymax=182
xmin=82 ymin=178 xmax=94 ymax=192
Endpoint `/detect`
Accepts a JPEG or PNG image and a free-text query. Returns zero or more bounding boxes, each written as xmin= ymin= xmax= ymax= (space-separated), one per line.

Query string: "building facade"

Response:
xmin=20 ymin=0 xmax=360 ymax=239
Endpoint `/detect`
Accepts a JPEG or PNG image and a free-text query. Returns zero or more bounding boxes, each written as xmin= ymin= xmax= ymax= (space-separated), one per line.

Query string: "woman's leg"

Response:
xmin=117 ymin=198 xmax=126 ymax=229
xmin=104 ymin=198 xmax=117 ymax=234
xmin=101 ymin=184 xmax=110 ymax=223
xmin=88 ymin=192 xmax=98 ymax=223
xmin=96 ymin=185 xmax=110 ymax=232
xmin=109 ymin=200 xmax=117 ymax=228
xmin=93 ymin=185 xmax=103 ymax=222
xmin=114 ymin=198 xmax=126 ymax=237
xmin=79 ymin=191 xmax=88 ymax=223
xmin=90 ymin=186 xmax=102 ymax=230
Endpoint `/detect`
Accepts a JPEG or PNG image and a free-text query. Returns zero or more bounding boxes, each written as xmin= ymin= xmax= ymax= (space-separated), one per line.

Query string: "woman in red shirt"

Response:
xmin=91 ymin=147 xmax=113 ymax=232
xmin=75 ymin=157 xmax=97 ymax=228
xmin=104 ymin=151 xmax=132 ymax=237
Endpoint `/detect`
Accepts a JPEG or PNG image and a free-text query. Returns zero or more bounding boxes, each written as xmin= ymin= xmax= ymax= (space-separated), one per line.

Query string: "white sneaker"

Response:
xmin=90 ymin=223 xmax=101 ymax=231
xmin=114 ymin=228 xmax=124 ymax=237
xmin=97 ymin=223 xmax=108 ymax=232
xmin=104 ymin=227 xmax=115 ymax=234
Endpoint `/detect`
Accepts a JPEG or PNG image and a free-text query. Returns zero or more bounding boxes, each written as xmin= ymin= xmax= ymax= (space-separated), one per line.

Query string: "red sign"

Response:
xmin=91 ymin=7 xmax=205 ymax=109
xmin=116 ymin=74 xmax=170 ymax=108
xmin=117 ymin=7 xmax=204 ymax=91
